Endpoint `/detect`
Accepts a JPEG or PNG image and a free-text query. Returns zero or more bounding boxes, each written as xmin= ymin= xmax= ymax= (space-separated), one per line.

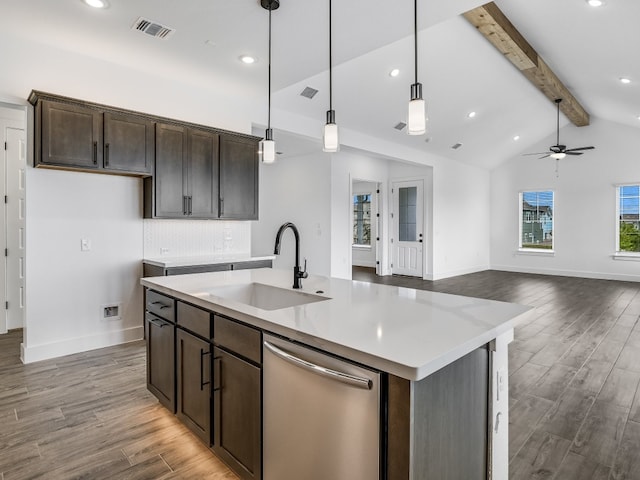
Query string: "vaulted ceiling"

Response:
xmin=3 ymin=0 xmax=639 ymax=169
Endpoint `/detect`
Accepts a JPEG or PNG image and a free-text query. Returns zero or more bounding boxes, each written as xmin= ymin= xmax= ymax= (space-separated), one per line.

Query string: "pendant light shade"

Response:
xmin=408 ymin=0 xmax=426 ymax=136
xmin=323 ymin=0 xmax=340 ymax=152
xmin=261 ymin=0 xmax=279 ymax=163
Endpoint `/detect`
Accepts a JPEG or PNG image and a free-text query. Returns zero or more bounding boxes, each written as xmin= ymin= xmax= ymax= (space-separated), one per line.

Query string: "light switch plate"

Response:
xmin=80 ymin=239 xmax=91 ymax=252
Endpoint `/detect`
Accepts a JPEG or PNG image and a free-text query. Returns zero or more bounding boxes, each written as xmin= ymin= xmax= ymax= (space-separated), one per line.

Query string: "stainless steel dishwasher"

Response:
xmin=263 ymin=334 xmax=380 ymax=480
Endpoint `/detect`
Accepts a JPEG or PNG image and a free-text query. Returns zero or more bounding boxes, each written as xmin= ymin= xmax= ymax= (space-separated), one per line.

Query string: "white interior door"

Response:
xmin=6 ymin=127 xmax=26 ymax=330
xmin=391 ymin=180 xmax=423 ymax=277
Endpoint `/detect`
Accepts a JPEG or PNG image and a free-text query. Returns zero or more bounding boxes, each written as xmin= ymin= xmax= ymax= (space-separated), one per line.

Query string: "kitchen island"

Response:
xmin=141 ymin=268 xmax=531 ymax=480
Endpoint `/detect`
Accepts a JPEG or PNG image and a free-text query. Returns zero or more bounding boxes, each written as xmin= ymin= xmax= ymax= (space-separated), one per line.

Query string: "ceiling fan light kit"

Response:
xmin=259 ymin=0 xmax=280 ymax=164
xmin=523 ymin=98 xmax=595 ymax=160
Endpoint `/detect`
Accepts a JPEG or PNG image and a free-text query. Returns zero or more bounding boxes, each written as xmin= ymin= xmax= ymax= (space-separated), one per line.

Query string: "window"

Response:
xmin=520 ymin=190 xmax=554 ymax=250
xmin=353 ymin=193 xmax=372 ymax=246
xmin=617 ymin=185 xmax=640 ymax=253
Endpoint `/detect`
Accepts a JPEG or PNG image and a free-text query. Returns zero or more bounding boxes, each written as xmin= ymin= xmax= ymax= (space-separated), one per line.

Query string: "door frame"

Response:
xmin=0 ymin=102 xmax=28 ymax=337
xmin=389 ymin=176 xmax=430 ymax=280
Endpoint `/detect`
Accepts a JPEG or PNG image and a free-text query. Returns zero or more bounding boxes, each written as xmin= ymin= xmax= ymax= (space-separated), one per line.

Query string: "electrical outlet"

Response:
xmin=101 ymin=303 xmax=121 ymax=321
xmin=160 ymin=247 xmax=170 ymax=255
xmin=80 ymin=239 xmax=91 ymax=252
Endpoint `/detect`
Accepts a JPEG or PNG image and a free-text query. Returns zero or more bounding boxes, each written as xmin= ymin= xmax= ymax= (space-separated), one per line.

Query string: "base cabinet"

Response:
xmin=146 ymin=312 xmax=175 ymax=412
xmin=212 ymin=347 xmax=261 ymax=480
xmin=176 ymin=328 xmax=212 ymax=444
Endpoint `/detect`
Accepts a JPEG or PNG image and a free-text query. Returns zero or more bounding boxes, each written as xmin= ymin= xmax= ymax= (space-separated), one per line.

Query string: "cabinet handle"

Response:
xmin=188 ymin=196 xmax=193 ymax=216
xmin=220 ymin=197 xmax=224 ymax=216
xmin=200 ymin=349 xmax=211 ymax=391
xmin=212 ymin=356 xmax=222 ymax=392
xmin=150 ymin=301 xmax=170 ymax=309
xmin=105 ymin=143 xmax=110 ymax=167
xmin=183 ymin=196 xmax=187 ymax=216
xmin=148 ymin=317 xmax=168 ymax=328
xmin=93 ymin=141 xmax=98 ymax=165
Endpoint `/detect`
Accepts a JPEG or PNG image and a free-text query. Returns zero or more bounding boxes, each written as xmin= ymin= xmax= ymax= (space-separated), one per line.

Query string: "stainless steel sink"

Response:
xmin=202 ymin=282 xmax=329 ymax=311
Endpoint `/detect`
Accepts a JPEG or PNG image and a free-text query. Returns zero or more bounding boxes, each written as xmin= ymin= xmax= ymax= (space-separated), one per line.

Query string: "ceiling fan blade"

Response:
xmin=566 ymin=151 xmax=584 ymax=156
xmin=565 ymin=146 xmax=595 ymax=152
xmin=522 ymin=152 xmax=550 ymax=156
xmin=538 ymin=154 xmax=550 ymax=159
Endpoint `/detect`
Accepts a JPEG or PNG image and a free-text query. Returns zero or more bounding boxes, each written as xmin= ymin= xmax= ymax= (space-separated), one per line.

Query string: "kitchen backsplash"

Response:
xmin=143 ymin=220 xmax=251 ymax=258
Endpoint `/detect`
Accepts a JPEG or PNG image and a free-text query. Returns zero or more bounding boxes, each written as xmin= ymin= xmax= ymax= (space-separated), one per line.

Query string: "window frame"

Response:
xmin=352 ymin=192 xmax=373 ymax=248
xmin=518 ymin=189 xmax=555 ymax=253
xmin=615 ymin=183 xmax=640 ymax=257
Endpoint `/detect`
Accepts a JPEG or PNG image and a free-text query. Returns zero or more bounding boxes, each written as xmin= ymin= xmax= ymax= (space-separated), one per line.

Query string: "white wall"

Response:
xmin=252 ymin=151 xmax=332 ymax=277
xmin=1 ymin=34 xmax=258 ymax=361
xmin=491 ymin=117 xmax=640 ymax=282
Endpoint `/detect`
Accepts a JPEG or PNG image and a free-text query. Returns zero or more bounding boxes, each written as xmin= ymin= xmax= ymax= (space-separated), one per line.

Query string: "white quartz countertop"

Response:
xmin=143 ymin=254 xmax=275 ymax=268
xmin=141 ymin=268 xmax=532 ymax=381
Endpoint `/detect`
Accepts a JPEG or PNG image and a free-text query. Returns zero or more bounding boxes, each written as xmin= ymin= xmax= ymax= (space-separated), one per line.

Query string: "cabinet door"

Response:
xmin=188 ymin=129 xmax=219 ymax=218
xmin=103 ymin=112 xmax=154 ymax=174
xmin=146 ymin=313 xmax=175 ymax=412
xmin=176 ymin=329 xmax=212 ymax=444
xmin=213 ymin=347 xmax=261 ymax=480
xmin=154 ymin=123 xmax=188 ymax=218
xmin=41 ymin=100 xmax=102 ymax=168
xmin=219 ymin=135 xmax=259 ymax=220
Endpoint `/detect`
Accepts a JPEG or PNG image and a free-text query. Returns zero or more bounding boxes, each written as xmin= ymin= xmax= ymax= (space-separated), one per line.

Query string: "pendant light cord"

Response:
xmin=329 ymin=0 xmax=333 ymax=112
xmin=414 ymin=0 xmax=418 ymax=85
xmin=556 ymin=99 xmax=560 ymax=146
xmin=268 ymin=3 xmax=272 ymax=131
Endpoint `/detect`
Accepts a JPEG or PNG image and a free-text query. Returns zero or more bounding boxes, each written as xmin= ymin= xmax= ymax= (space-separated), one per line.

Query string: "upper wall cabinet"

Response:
xmin=30 ymin=92 xmax=154 ymax=176
xmin=145 ymin=129 xmax=259 ymax=221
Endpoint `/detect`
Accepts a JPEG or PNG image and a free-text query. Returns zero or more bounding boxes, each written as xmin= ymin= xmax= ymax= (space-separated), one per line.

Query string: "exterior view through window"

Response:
xmin=353 ymin=193 xmax=372 ymax=246
xmin=618 ymin=185 xmax=640 ymax=253
xmin=521 ymin=190 xmax=554 ymax=250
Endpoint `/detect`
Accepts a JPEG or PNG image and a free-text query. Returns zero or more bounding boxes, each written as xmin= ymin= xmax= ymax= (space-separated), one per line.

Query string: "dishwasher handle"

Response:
xmin=264 ymin=340 xmax=373 ymax=390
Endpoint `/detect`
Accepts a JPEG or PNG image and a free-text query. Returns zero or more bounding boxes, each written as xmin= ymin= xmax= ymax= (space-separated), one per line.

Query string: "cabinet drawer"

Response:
xmin=177 ymin=301 xmax=213 ymax=339
xmin=146 ymin=290 xmax=175 ymax=323
xmin=231 ymin=260 xmax=272 ymax=270
xmin=214 ymin=316 xmax=261 ymax=364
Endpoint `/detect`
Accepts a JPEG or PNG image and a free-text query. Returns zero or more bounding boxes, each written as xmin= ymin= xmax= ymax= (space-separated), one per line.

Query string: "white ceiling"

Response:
xmin=4 ymin=0 xmax=639 ymax=169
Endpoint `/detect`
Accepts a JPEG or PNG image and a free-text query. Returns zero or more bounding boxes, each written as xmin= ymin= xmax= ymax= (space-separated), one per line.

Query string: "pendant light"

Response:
xmin=260 ymin=0 xmax=279 ymax=164
xmin=407 ymin=0 xmax=426 ymax=135
xmin=323 ymin=0 xmax=339 ymax=152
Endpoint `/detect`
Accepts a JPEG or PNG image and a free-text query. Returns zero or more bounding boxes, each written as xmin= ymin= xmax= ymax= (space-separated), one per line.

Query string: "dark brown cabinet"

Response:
xmin=40 ymin=100 xmax=102 ymax=169
xmin=219 ymin=135 xmax=259 ymax=220
xmin=213 ymin=346 xmax=261 ymax=480
xmin=32 ymin=93 xmax=153 ymax=175
xmin=150 ymin=124 xmax=220 ymax=219
xmin=146 ymin=312 xmax=176 ymax=412
xmin=103 ymin=112 xmax=154 ymax=174
xmin=176 ymin=328 xmax=212 ymax=444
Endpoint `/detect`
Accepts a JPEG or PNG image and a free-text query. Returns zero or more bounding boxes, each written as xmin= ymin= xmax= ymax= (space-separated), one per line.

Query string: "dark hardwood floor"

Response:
xmin=1 ymin=268 xmax=639 ymax=479
xmin=353 ymin=267 xmax=640 ymax=480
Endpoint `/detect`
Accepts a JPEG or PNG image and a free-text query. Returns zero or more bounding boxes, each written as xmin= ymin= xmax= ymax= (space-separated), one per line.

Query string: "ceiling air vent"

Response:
xmin=451 ymin=143 xmax=463 ymax=150
xmin=394 ymin=122 xmax=407 ymax=131
xmin=300 ymin=87 xmax=318 ymax=99
xmin=132 ymin=17 xmax=175 ymax=39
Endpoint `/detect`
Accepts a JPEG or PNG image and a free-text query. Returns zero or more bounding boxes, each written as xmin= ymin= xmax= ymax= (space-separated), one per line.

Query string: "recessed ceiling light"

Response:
xmin=513 ymin=135 xmax=520 ymax=141
xmin=467 ymin=111 xmax=477 ymax=119
xmin=83 ymin=0 xmax=109 ymax=8
xmin=620 ymin=77 xmax=632 ymax=84
xmin=239 ymin=55 xmax=257 ymax=64
xmin=389 ymin=69 xmax=400 ymax=78
xmin=587 ymin=0 xmax=604 ymax=6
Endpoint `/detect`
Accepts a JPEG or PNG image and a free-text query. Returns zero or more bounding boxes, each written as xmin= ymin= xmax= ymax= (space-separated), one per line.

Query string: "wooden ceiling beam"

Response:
xmin=463 ymin=2 xmax=590 ymax=126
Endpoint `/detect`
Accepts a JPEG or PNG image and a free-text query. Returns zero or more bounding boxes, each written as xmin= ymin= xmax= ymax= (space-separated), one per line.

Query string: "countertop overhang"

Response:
xmin=143 ymin=254 xmax=275 ymax=268
xmin=141 ymin=268 xmax=532 ymax=381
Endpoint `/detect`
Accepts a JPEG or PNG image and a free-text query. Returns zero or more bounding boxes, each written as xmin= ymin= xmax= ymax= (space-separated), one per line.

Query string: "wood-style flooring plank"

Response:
xmin=597 ymin=368 xmax=640 ymax=409
xmin=530 ymin=363 xmax=578 ymax=402
xmin=553 ymin=452 xmax=611 ymax=480
xmin=536 ymin=387 xmax=596 ymax=441
xmin=611 ymin=420 xmax=640 ymax=479
xmin=569 ymin=358 xmax=615 ymax=394
xmin=509 ymin=429 xmax=572 ymax=480
xmin=509 ymin=394 xmax=555 ymax=460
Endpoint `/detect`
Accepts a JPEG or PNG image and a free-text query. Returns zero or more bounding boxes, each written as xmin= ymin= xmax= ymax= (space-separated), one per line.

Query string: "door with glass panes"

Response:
xmin=392 ymin=180 xmax=423 ymax=277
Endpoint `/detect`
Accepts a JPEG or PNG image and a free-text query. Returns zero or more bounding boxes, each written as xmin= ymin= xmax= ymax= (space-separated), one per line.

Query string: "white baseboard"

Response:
xmin=21 ymin=326 xmax=144 ymax=364
xmin=490 ymin=264 xmax=640 ymax=283
xmin=431 ymin=264 xmax=490 ymax=281
xmin=352 ymin=260 xmax=377 ymax=268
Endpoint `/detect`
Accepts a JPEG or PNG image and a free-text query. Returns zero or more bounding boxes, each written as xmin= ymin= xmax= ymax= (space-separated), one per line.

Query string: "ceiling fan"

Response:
xmin=523 ymin=98 xmax=595 ymax=159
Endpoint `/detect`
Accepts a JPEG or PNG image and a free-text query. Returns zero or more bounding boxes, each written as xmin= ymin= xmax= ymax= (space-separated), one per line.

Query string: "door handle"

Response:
xmin=200 ymin=349 xmax=211 ymax=391
xmin=264 ymin=341 xmax=373 ymax=390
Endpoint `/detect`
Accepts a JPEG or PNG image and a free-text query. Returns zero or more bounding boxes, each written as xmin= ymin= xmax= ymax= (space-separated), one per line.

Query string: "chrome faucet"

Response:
xmin=274 ymin=222 xmax=308 ymax=289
